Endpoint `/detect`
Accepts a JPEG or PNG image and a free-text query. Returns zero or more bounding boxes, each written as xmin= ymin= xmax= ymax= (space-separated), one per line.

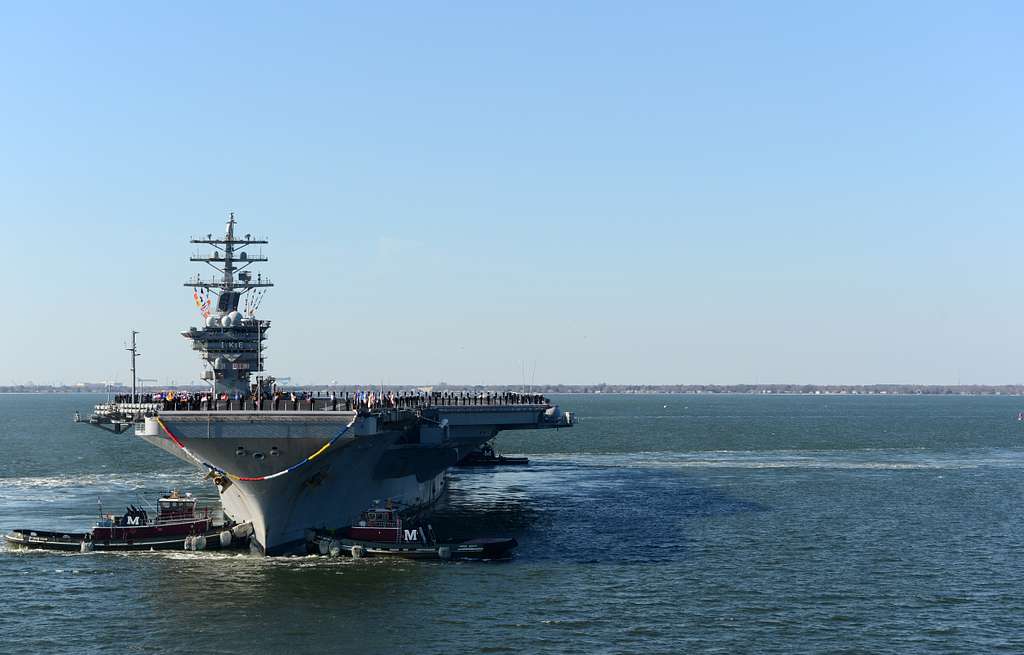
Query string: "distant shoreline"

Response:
xmin=4 ymin=384 xmax=1024 ymax=397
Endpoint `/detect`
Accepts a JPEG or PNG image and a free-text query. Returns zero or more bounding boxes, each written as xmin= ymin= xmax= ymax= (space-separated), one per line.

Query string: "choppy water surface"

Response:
xmin=2 ymin=393 xmax=1024 ymax=654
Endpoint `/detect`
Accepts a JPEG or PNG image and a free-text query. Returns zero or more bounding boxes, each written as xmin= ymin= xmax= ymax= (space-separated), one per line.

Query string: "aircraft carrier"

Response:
xmin=82 ymin=214 xmax=574 ymax=555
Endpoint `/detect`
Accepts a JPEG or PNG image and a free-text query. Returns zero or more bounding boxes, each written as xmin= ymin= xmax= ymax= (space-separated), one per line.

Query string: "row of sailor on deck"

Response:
xmin=114 ymin=390 xmax=550 ymax=411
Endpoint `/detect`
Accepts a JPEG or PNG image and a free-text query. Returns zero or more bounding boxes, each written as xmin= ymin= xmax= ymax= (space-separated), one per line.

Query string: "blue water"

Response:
xmin=2 ymin=393 xmax=1024 ymax=653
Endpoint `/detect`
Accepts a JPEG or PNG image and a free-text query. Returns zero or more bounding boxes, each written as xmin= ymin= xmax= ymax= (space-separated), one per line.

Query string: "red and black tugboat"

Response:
xmin=311 ymin=505 xmax=517 ymax=561
xmin=4 ymin=491 xmax=241 ymax=552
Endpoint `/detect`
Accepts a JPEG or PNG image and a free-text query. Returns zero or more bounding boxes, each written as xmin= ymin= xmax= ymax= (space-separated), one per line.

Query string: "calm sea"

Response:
xmin=2 ymin=393 xmax=1023 ymax=654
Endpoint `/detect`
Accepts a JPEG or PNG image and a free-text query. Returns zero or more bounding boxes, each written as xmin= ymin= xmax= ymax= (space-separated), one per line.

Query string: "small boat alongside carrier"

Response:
xmin=455 ymin=441 xmax=529 ymax=467
xmin=4 ymin=491 xmax=249 ymax=553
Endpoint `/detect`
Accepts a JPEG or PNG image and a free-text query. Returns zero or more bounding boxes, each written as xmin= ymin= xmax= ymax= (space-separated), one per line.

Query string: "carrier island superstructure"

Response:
xmin=83 ymin=214 xmax=573 ymax=555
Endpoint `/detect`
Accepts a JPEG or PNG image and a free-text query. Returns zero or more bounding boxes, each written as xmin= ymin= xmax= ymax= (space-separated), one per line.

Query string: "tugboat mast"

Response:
xmin=183 ymin=213 xmax=273 ymax=397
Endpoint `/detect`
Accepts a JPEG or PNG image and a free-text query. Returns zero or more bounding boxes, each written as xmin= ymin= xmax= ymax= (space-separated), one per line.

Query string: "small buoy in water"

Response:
xmin=350 ymin=545 xmax=365 ymax=559
xmin=328 ymin=540 xmax=342 ymax=557
xmin=663 ymin=405 xmax=668 ymax=409
xmin=219 ymin=530 xmax=232 ymax=548
xmin=437 ymin=546 xmax=452 ymax=561
xmin=80 ymin=541 xmax=93 ymax=553
xmin=317 ymin=539 xmax=329 ymax=556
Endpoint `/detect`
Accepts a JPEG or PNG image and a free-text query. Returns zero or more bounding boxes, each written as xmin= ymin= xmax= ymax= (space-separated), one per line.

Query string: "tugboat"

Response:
xmin=456 ymin=441 xmax=529 ymax=467
xmin=311 ymin=505 xmax=517 ymax=561
xmin=3 ymin=491 xmax=245 ymax=552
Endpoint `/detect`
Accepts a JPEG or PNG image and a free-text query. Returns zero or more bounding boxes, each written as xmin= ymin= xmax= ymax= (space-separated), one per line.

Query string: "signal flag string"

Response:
xmin=154 ymin=414 xmax=357 ymax=482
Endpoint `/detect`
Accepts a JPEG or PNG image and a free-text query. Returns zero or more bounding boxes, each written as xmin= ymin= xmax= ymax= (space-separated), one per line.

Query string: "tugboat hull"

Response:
xmin=3 ymin=530 xmax=90 ymax=551
xmin=3 ymin=528 xmax=237 ymax=552
xmin=334 ymin=536 xmax=517 ymax=560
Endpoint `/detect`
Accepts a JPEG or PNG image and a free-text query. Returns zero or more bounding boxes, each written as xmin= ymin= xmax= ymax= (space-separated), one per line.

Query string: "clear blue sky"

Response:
xmin=2 ymin=2 xmax=1022 ymax=386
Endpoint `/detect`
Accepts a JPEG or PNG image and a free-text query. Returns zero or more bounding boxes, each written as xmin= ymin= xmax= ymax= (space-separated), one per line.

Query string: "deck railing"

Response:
xmin=109 ymin=391 xmax=552 ymax=413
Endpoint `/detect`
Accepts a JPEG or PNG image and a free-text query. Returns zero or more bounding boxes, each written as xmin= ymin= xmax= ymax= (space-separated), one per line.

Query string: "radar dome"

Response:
xmin=206 ymin=316 xmax=218 ymax=328
xmin=228 ymin=311 xmax=242 ymax=325
xmin=220 ymin=315 xmax=232 ymax=327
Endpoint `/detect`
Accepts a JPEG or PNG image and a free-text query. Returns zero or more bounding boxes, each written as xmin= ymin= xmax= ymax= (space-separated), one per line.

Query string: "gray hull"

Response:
xmin=139 ymin=411 xmax=450 ymax=554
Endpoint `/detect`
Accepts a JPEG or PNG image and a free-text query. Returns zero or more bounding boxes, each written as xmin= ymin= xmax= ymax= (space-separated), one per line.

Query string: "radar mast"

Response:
xmin=182 ymin=213 xmax=273 ymax=396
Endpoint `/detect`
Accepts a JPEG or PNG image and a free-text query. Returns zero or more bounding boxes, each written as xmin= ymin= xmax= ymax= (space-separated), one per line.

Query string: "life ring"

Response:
xmin=220 ymin=393 xmax=229 ymax=401
xmin=166 ymin=391 xmax=175 ymax=401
